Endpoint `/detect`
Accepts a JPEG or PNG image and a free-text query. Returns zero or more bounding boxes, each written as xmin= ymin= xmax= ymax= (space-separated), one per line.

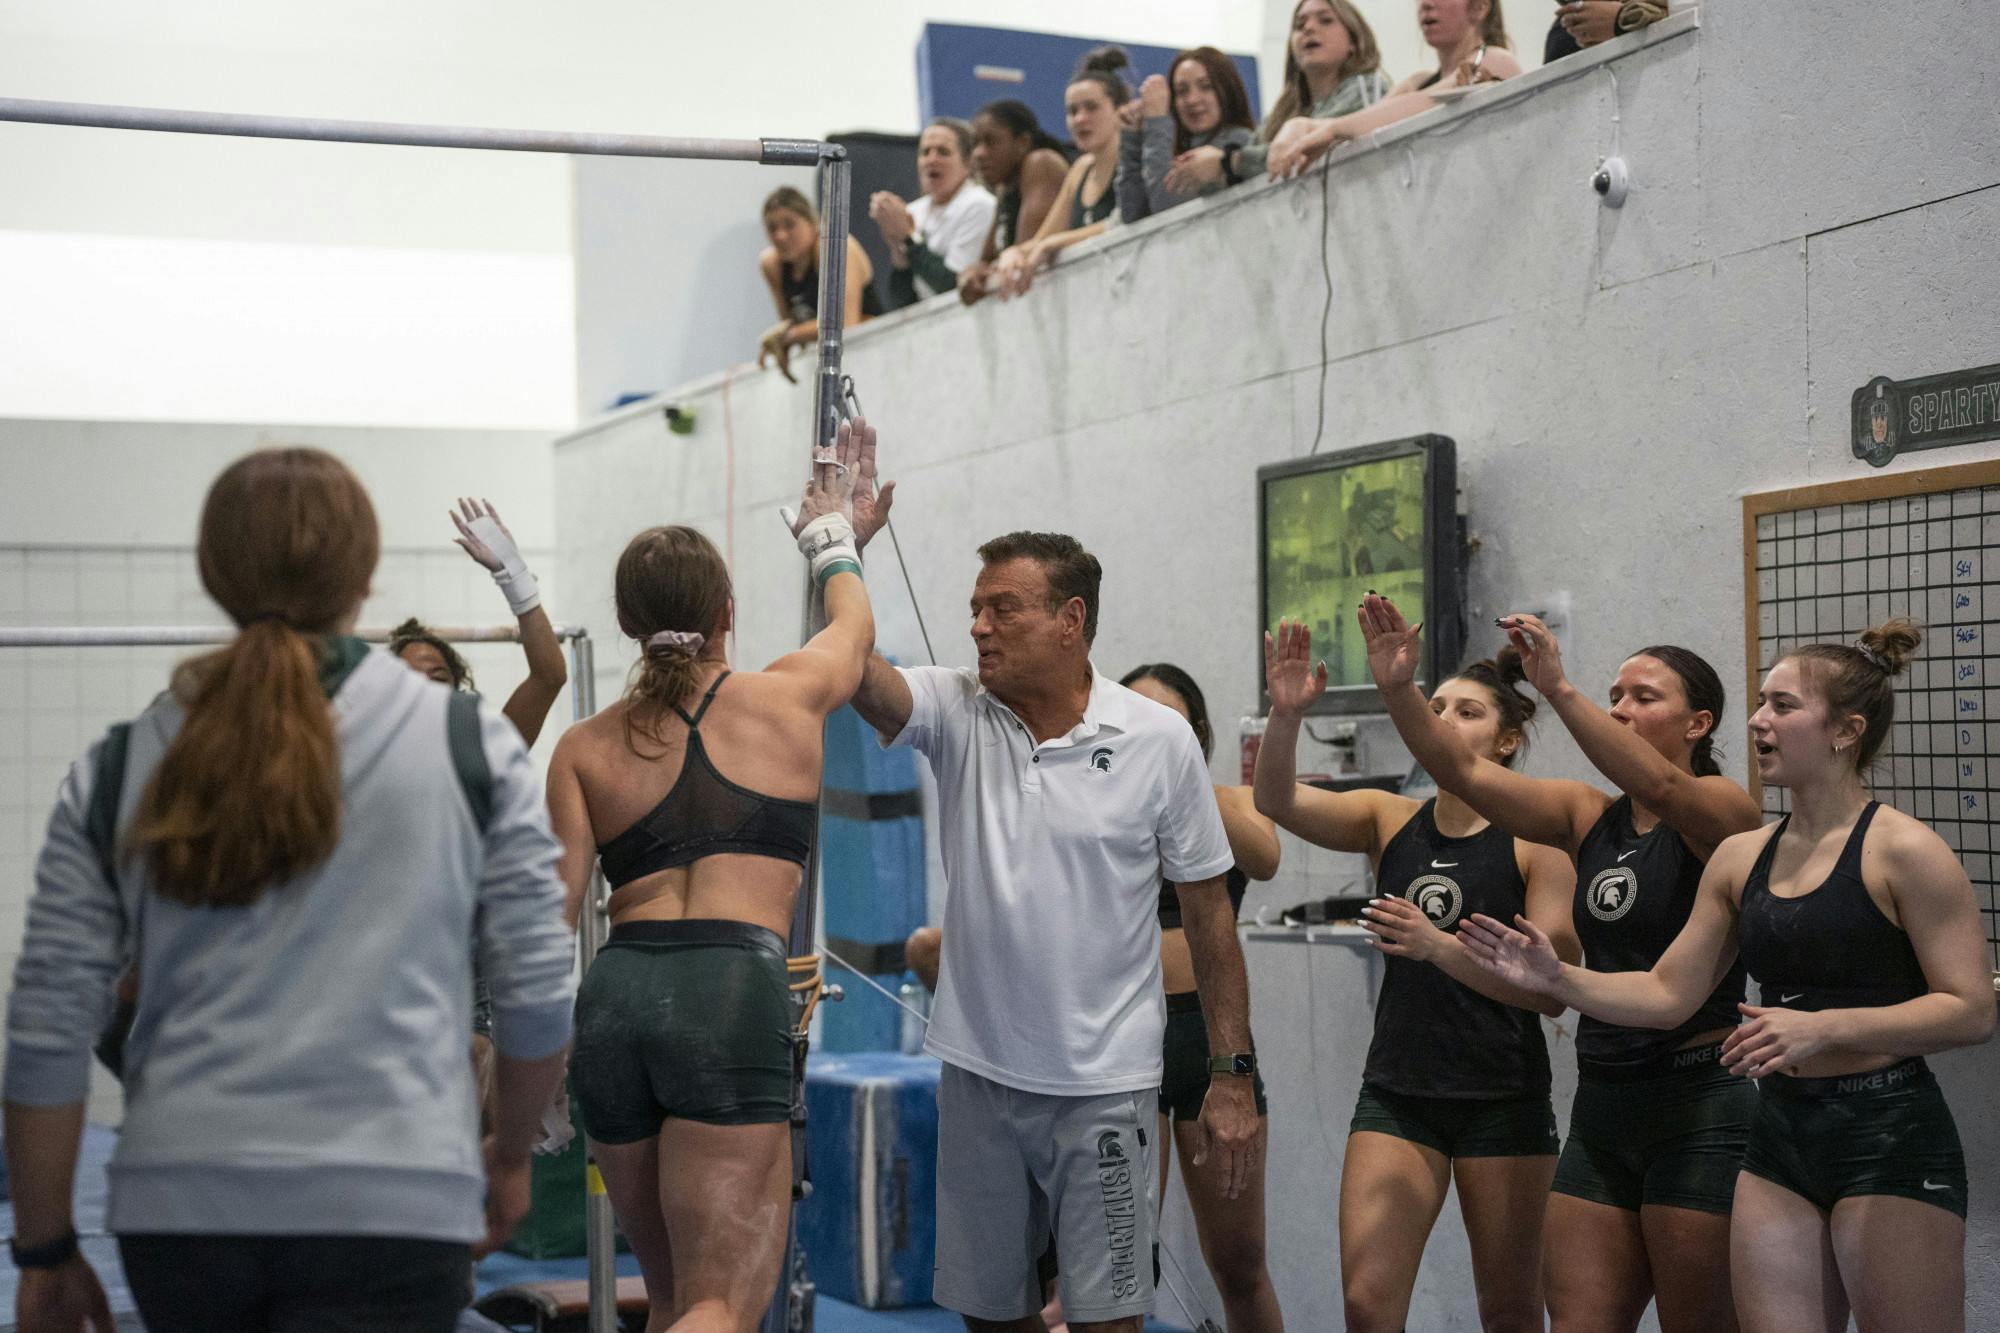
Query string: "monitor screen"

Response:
xmin=1258 ymin=436 xmax=1460 ymax=715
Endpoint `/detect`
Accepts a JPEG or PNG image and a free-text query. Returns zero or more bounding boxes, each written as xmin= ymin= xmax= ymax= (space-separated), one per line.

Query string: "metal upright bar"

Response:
xmin=564 ymin=635 xmax=619 ymax=1333
xmin=754 ymin=146 xmax=850 ymax=1333
xmin=0 ymin=97 xmax=824 ymax=166
xmin=809 ymin=148 xmax=852 ymax=471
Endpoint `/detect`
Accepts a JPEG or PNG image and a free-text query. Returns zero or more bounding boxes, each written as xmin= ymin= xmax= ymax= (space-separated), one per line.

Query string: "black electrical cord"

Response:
xmin=1307 ymin=153 xmax=1336 ymax=455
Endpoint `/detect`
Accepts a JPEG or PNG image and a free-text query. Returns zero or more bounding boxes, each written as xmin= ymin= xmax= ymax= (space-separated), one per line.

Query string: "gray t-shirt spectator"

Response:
xmin=3 ymin=646 xmax=576 ymax=1243
xmin=1237 ymin=69 xmax=1394 ymax=178
xmin=1117 ymin=118 xmax=1256 ymax=224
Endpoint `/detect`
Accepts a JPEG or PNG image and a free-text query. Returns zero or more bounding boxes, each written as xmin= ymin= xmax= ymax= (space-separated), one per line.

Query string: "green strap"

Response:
xmin=446 ymin=691 xmax=495 ymax=833
xmin=316 ymin=634 xmax=370 ymax=697
xmin=84 ymin=723 xmax=133 ymax=880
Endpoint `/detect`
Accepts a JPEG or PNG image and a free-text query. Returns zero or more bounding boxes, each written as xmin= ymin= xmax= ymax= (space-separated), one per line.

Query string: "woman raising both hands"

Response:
xmin=1257 ymin=619 xmax=1575 ymax=1333
xmin=1459 ymin=621 xmax=1993 ymax=1333
xmin=1358 ymin=593 xmax=1762 ymax=1333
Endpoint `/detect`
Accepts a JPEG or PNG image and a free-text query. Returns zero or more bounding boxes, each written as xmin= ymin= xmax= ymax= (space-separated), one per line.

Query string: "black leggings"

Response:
xmin=118 ymin=1233 xmax=472 ymax=1333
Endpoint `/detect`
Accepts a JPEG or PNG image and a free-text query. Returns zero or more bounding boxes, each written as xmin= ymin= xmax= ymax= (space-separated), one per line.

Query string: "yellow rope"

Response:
xmin=786 ymin=954 xmax=825 ymax=1035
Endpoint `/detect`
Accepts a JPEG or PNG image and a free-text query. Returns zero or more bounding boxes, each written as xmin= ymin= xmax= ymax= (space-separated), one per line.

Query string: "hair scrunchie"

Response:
xmin=646 ymin=630 xmax=705 ymax=656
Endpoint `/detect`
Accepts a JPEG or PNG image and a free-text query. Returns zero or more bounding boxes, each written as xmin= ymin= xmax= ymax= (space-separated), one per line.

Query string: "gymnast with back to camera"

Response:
xmin=6 ymin=449 xmax=575 ymax=1333
xmin=548 ymin=422 xmax=875 ymax=1333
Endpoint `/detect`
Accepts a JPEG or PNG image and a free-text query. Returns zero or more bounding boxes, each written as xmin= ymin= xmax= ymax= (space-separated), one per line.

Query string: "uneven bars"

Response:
xmin=0 ymin=97 xmax=826 ymax=166
xmin=0 ymin=625 xmax=590 ymax=648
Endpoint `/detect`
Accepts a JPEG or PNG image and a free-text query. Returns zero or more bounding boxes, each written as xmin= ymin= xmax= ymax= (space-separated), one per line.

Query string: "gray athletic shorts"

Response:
xmin=933 ymin=1063 xmax=1158 ymax=1324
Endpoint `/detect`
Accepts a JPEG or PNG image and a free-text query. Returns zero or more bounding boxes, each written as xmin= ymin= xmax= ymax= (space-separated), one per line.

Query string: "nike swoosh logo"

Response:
xmin=1923 ymin=1180 xmax=1952 ymax=1191
xmin=1779 ymin=994 xmax=1803 ymax=1004
xmin=1617 ymin=850 xmax=1639 ymax=862
xmin=1430 ymin=860 xmax=1458 ymax=869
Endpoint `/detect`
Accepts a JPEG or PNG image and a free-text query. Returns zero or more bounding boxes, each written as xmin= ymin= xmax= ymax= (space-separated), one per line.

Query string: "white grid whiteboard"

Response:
xmin=1746 ymin=462 xmax=2000 ymax=970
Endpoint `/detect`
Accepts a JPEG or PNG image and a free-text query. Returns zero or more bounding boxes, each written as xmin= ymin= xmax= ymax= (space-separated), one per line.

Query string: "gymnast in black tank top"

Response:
xmin=1266 ymin=619 xmax=1577 ymax=1332
xmin=1571 ymin=795 xmax=1747 ymax=1069
xmin=1367 ymin=800 xmax=1551 ymax=1098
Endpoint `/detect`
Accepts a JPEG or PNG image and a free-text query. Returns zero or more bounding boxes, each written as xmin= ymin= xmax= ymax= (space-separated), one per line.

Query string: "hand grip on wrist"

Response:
xmin=466 ymin=514 xmax=541 ymax=616
xmin=795 ymin=513 xmax=861 ymax=588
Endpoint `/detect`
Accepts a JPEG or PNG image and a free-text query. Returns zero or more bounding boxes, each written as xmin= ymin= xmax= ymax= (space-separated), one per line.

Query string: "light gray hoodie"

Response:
xmin=3 ymin=644 xmax=575 ymax=1242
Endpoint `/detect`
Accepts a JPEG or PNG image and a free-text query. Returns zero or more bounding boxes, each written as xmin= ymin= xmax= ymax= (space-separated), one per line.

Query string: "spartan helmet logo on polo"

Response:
xmin=1090 ymin=747 xmax=1114 ymax=772
xmin=1403 ymin=874 xmax=1464 ymax=930
xmin=1586 ymin=866 xmax=1639 ymax=922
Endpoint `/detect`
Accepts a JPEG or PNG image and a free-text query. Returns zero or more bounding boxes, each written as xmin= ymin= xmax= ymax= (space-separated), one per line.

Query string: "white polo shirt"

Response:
xmin=886 ymin=665 xmax=1233 ymax=1095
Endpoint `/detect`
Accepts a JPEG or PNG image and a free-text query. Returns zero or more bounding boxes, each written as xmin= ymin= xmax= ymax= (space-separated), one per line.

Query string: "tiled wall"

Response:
xmin=0 ymin=541 xmax=565 ymax=1125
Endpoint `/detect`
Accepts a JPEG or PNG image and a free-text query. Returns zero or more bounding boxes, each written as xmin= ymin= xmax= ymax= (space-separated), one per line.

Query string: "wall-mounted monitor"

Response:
xmin=1257 ymin=435 xmax=1463 ymax=716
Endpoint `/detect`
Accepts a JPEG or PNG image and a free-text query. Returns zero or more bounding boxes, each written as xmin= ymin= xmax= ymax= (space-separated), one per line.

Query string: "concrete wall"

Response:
xmin=555 ymin=2 xmax=2000 ymax=1325
xmin=0 ymin=418 xmax=559 ymax=1125
xmin=572 ymin=158 xmax=816 ymax=416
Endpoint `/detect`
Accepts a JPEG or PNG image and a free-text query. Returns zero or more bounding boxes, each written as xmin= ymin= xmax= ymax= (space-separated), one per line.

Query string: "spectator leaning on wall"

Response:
xmin=991 ymin=47 xmax=1130 ymax=299
xmin=1544 ymin=0 xmax=1669 ymax=63
xmin=1117 ymin=49 xmax=1257 ymax=224
xmin=757 ymin=186 xmax=882 ymax=383
xmin=1170 ymin=0 xmax=1390 ymax=195
xmin=956 ymin=101 xmax=1070 ymax=307
xmin=871 ymin=118 xmax=996 ymax=311
xmin=1266 ymin=0 xmax=1521 ymax=181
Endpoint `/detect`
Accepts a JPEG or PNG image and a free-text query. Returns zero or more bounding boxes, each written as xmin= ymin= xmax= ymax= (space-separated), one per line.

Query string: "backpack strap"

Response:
xmin=84 ymin=722 xmax=134 ymax=881
xmin=447 ymin=691 xmax=496 ymax=833
xmin=84 ymin=723 xmax=136 ymax=1081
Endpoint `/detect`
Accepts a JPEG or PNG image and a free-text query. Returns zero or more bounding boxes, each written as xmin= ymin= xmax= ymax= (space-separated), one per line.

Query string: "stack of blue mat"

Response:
xmin=806 ymin=706 xmax=940 ymax=1310
xmin=818 ymin=705 xmax=927 ymax=1052
xmin=800 ymin=1052 xmax=943 ymax=1310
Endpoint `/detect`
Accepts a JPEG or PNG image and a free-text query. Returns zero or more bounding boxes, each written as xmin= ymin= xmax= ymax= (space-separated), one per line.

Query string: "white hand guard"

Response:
xmin=466 ymin=514 xmax=541 ymax=616
xmin=795 ymin=513 xmax=861 ymax=589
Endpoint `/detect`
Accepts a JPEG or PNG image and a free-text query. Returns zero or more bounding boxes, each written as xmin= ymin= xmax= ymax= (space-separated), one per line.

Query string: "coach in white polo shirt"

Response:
xmin=848 ymin=527 xmax=1259 ymax=1333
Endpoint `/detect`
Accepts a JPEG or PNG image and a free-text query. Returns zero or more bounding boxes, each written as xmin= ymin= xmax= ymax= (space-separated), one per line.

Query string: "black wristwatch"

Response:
xmin=1207 ymin=1051 xmax=1257 ymax=1077
xmin=1221 ymin=143 xmax=1243 ymax=186
xmin=10 ymin=1230 xmax=79 ymax=1270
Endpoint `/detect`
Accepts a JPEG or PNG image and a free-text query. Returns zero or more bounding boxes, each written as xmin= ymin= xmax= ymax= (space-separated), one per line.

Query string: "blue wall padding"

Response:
xmin=917 ymin=23 xmax=1261 ymax=153
xmin=819 ymin=705 xmax=927 ymax=1053
xmin=800 ymin=1052 xmax=942 ymax=1309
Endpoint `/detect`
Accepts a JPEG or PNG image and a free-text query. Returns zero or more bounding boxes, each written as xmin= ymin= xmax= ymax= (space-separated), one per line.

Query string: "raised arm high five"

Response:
xmin=1255 ymin=616 xmax=1575 ymax=1333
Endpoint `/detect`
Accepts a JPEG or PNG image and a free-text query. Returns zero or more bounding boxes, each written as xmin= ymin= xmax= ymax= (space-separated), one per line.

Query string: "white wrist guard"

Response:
xmin=467 ymin=514 xmax=541 ymax=616
xmin=795 ymin=513 xmax=860 ymax=588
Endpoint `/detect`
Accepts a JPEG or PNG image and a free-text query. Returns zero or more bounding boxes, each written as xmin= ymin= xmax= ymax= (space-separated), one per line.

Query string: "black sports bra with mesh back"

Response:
xmin=596 ymin=672 xmax=817 ymax=888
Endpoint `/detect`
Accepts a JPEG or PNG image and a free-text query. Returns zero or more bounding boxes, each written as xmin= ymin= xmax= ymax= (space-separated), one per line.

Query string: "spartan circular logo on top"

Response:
xmin=1586 ymin=866 xmax=1639 ymax=921
xmin=1404 ymin=874 xmax=1464 ymax=929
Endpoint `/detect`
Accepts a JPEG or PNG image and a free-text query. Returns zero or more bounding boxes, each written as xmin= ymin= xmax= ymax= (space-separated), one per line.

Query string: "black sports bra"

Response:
xmin=596 ymin=672 xmax=817 ymax=888
xmin=1737 ymin=802 xmax=1929 ymax=1012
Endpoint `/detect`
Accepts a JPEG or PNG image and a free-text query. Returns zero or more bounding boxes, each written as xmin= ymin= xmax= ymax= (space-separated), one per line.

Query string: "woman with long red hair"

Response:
xmin=4 ymin=448 xmax=575 ymax=1332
